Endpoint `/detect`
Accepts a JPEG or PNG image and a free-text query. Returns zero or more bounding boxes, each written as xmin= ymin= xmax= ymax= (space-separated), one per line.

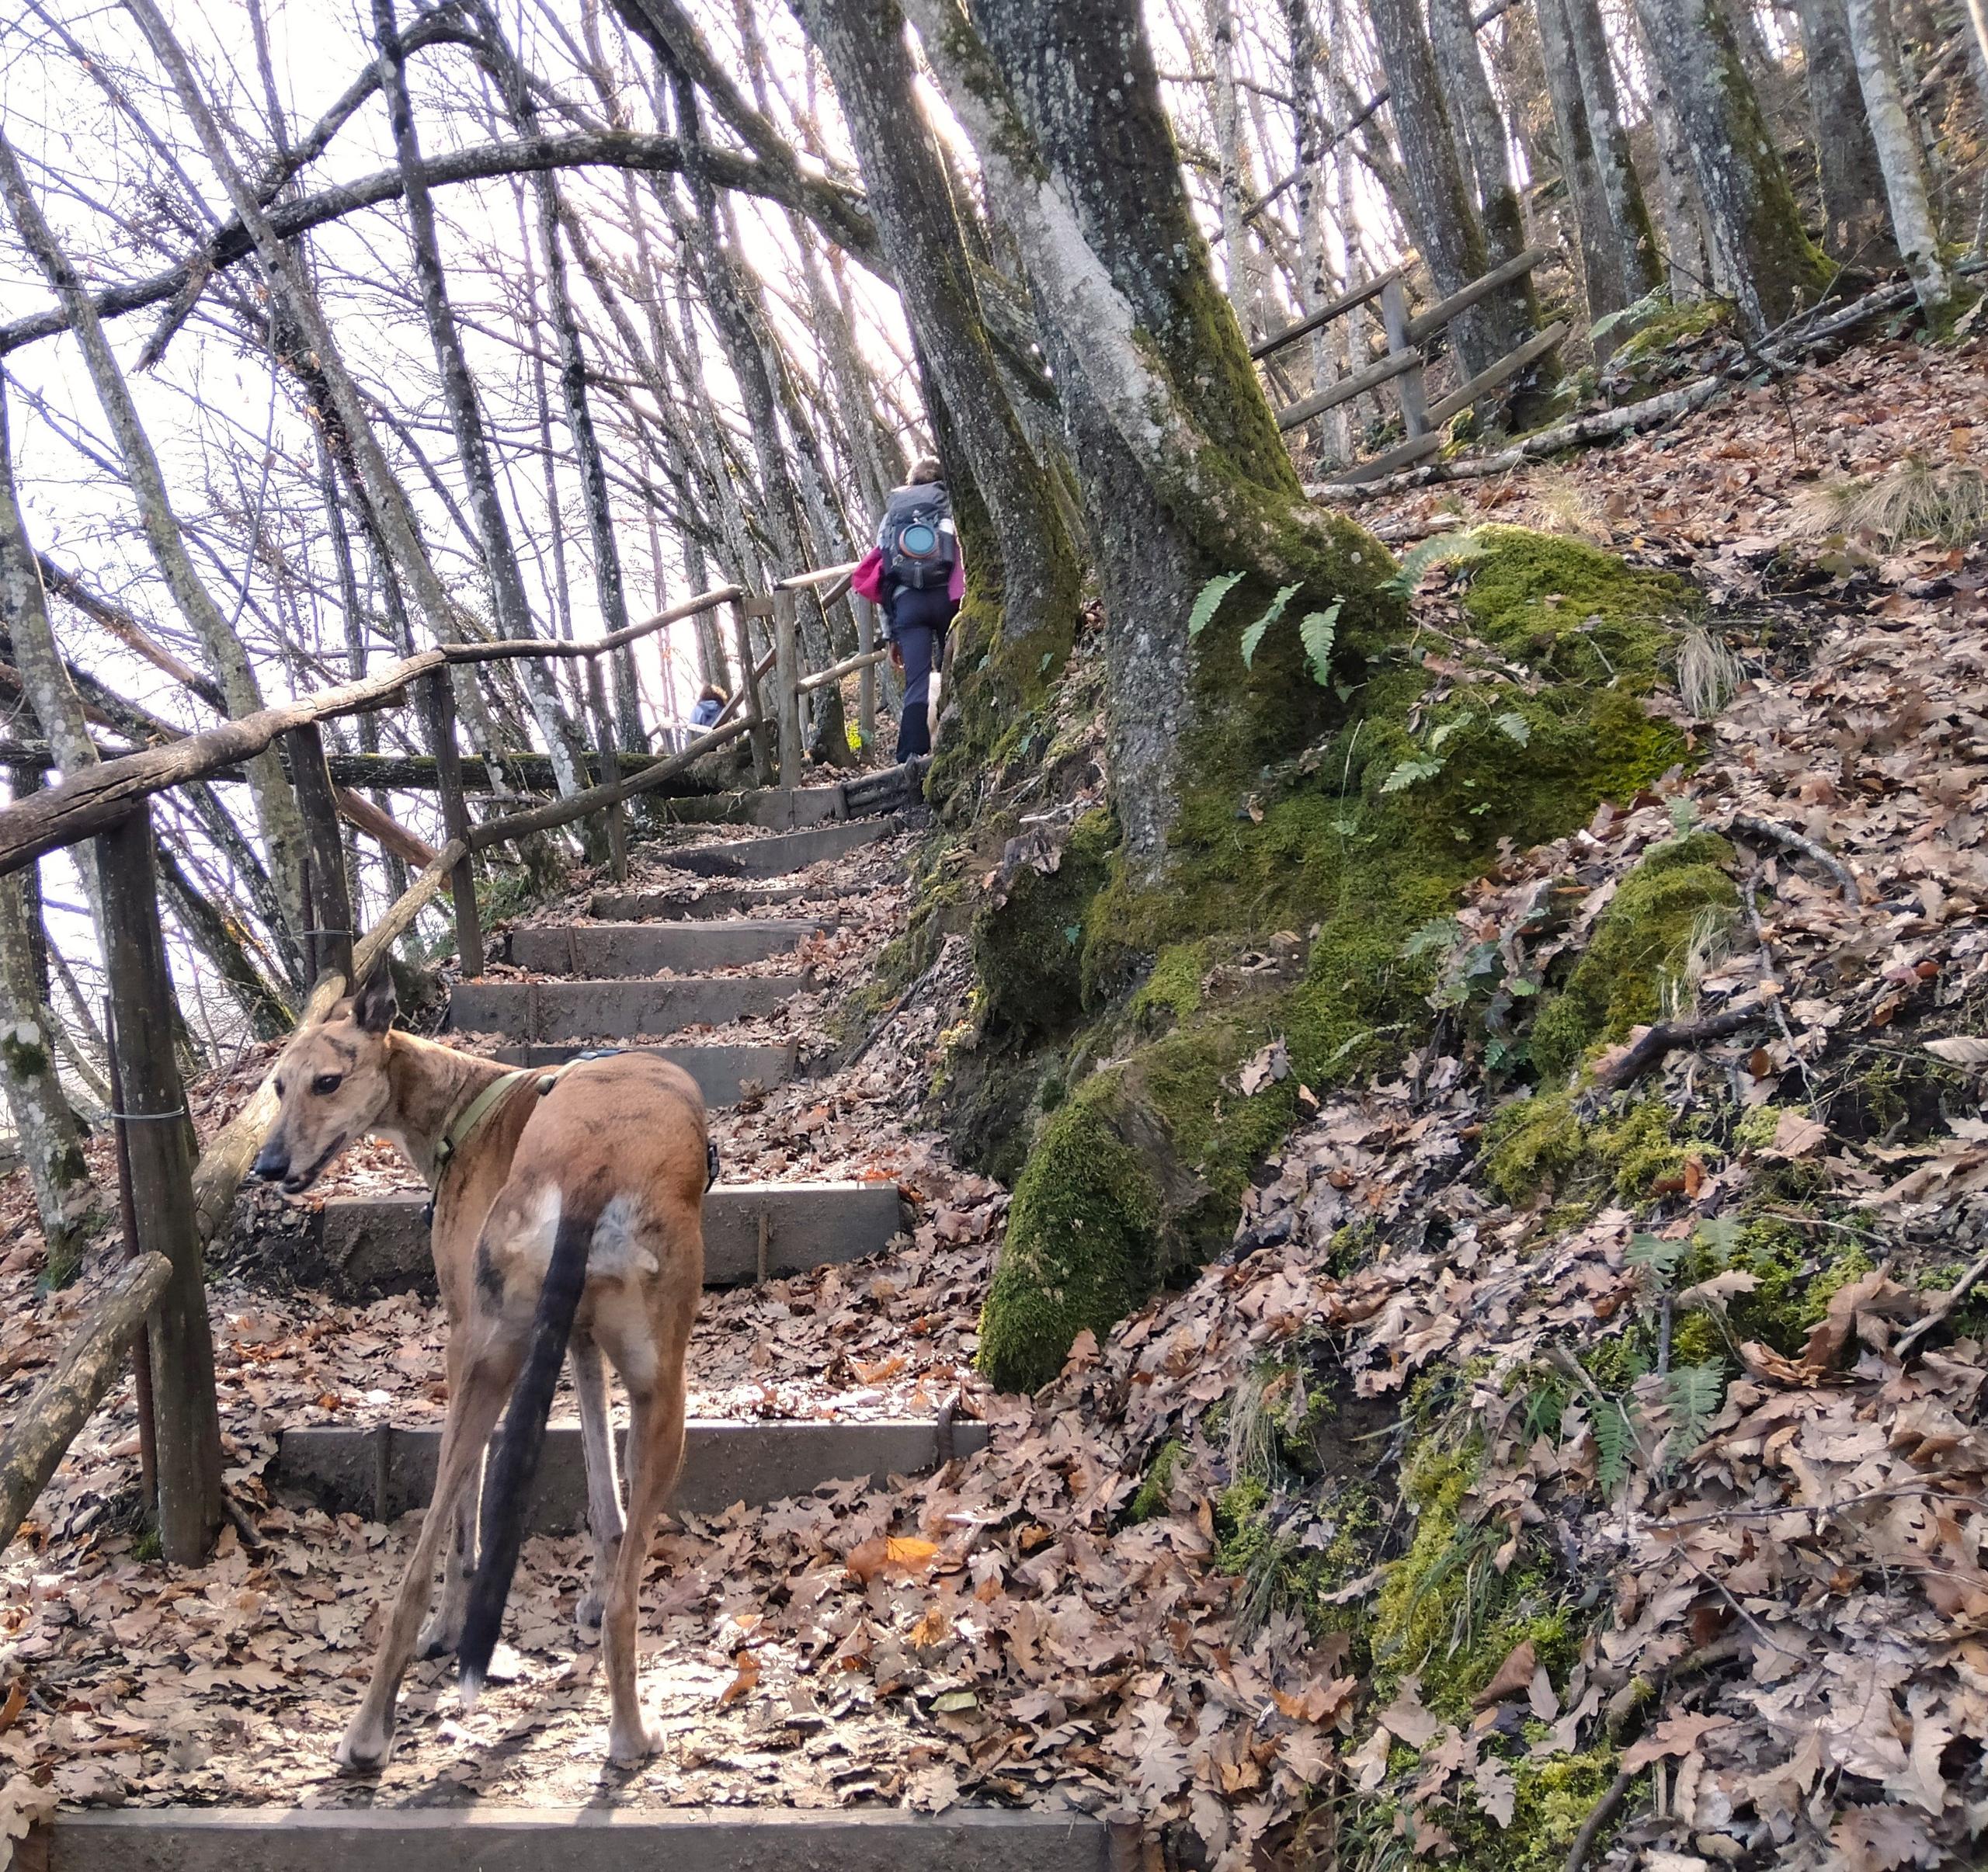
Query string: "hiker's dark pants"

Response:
xmin=891 ymin=585 xmax=955 ymax=762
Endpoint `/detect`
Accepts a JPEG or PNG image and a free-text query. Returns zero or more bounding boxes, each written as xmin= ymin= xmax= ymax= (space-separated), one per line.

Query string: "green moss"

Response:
xmin=1530 ymin=834 xmax=1739 ymax=1083
xmin=971 ymin=809 xmax=1117 ymax=1044
xmin=1482 ymin=1090 xmax=1589 ymax=1207
xmin=976 ymin=1080 xmax=1165 ymax=1392
xmin=1733 ymin=1103 xmax=1786 ymax=1151
xmin=1130 ymin=1440 xmax=1184 ymax=1522
xmin=1 ymin=1030 xmax=50 ymax=1079
xmin=980 ymin=530 xmax=1696 ymax=1384
xmin=1612 ymin=295 xmax=1733 ymax=367
xmin=1129 ymin=942 xmax=1207 ymax=1032
xmin=1445 ymin=1746 xmax=1629 ymax=1872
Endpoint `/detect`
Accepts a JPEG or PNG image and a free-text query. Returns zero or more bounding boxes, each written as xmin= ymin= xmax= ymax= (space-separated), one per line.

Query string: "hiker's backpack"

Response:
xmin=881 ymin=484 xmax=956 ymax=592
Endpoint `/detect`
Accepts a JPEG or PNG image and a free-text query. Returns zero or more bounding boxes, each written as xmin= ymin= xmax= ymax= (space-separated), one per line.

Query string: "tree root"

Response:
xmin=1727 ymin=814 xmax=1863 ymax=904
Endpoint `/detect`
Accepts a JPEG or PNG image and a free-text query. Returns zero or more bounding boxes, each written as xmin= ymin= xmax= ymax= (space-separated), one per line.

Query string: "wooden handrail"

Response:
xmin=798 ymin=645 xmax=891 ymax=694
xmin=1406 ymin=247 xmax=1549 ymax=346
xmin=1250 ymin=268 xmax=1402 ymax=361
xmin=1274 ymin=346 xmax=1423 ymax=433
xmin=443 ymin=582 xmax=744 ymax=663
xmin=771 ymin=560 xmax=858 ymax=592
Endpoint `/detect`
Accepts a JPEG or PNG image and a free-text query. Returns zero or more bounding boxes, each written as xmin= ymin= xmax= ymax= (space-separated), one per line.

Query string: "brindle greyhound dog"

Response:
xmin=252 ymin=969 xmax=708 ymax=1770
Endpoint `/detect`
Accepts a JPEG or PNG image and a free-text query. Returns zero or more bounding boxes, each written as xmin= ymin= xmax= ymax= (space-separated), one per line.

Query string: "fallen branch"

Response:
xmin=1592 ymin=1003 xmax=1763 ymax=1090
xmin=1563 ymin=1766 xmax=1636 ymax=1872
xmin=1727 ymin=814 xmax=1863 ymax=904
xmin=1893 ymin=1242 xmax=1988 ymax=1360
xmin=0 ymin=1251 xmax=172 ymax=1552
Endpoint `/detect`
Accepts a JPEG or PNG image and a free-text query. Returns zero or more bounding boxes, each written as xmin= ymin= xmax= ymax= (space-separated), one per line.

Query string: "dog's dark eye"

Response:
xmin=274 ymin=1078 xmax=287 ymax=1097
xmin=311 ymin=1073 xmax=343 ymax=1097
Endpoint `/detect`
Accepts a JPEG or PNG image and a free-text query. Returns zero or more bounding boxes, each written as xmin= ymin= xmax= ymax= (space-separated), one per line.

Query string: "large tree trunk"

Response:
xmin=1560 ymin=0 xmax=1664 ymax=299
xmin=899 ymin=0 xmax=1392 ymax=872
xmin=1632 ymin=0 xmax=1831 ymax=330
xmin=1537 ymin=0 xmax=1637 ymax=328
xmin=1842 ymin=0 xmax=1952 ymax=311
xmin=1791 ymin=0 xmax=1895 ymax=260
xmin=796 ymin=0 xmax=1080 ymax=667
xmin=1427 ymin=0 xmax=1531 ymax=274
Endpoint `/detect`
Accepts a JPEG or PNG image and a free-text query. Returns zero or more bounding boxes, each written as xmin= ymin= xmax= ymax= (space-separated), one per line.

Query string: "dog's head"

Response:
xmin=252 ymin=969 xmax=399 ymax=1194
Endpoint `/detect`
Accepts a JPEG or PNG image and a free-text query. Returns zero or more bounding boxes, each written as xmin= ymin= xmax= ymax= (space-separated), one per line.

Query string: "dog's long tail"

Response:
xmin=457 ymin=1200 xmax=595 ymax=1705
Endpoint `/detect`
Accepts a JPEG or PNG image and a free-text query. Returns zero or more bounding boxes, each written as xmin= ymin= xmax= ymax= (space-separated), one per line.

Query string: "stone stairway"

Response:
xmin=49 ymin=785 xmax=1113 ymax=1867
xmin=270 ymin=797 xmax=968 ymax=1529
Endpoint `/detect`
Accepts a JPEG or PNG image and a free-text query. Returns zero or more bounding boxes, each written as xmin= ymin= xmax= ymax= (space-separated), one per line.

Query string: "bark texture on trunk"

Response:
xmin=1632 ymin=0 xmax=1831 ymax=329
xmin=797 ymin=0 xmax=1079 ymax=658
xmin=1427 ymin=0 xmax=1530 ymax=273
xmin=1842 ymin=0 xmax=1952 ymax=311
xmin=1537 ymin=0 xmax=1635 ymax=325
xmin=1792 ymin=0 xmax=1895 ymax=259
xmin=1562 ymin=0 xmax=1664 ymax=298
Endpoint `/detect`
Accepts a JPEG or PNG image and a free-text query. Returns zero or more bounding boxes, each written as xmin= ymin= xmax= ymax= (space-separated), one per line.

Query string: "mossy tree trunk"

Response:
xmin=794 ymin=0 xmax=1082 ymax=662
xmin=1790 ymin=0 xmax=1895 ymax=262
xmin=1632 ymin=0 xmax=1833 ymax=331
xmin=1427 ymin=0 xmax=1531 ymax=276
xmin=898 ymin=0 xmax=1391 ymax=877
xmin=1537 ymin=0 xmax=1639 ymax=331
xmin=1841 ymin=0 xmax=1952 ymax=314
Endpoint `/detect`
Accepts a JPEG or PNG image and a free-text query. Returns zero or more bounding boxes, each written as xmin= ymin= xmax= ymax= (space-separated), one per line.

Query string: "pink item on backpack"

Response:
xmin=852 ymin=547 xmax=885 ymax=603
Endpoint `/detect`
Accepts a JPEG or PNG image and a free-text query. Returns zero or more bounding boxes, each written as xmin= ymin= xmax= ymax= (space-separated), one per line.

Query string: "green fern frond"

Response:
xmin=1189 ymin=571 xmax=1246 ymax=638
xmin=1380 ymin=754 xmax=1446 ymax=794
xmin=1494 ymin=710 xmax=1531 ymax=747
xmin=1626 ymin=1231 xmax=1686 ymax=1282
xmin=1662 ymin=1363 xmax=1725 ymax=1471
xmin=1239 ymin=583 xmax=1302 ymax=667
xmin=1401 ymin=915 xmax=1465 ymax=960
xmin=1594 ymin=1397 xmax=1640 ymax=1495
xmin=1385 ymin=527 xmax=1487 ymax=596
xmin=1299 ymin=603 xmax=1341 ymax=686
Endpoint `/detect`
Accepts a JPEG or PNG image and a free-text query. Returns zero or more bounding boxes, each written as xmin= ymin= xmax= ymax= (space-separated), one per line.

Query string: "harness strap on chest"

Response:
xmin=433 ymin=1068 xmax=533 ymax=1179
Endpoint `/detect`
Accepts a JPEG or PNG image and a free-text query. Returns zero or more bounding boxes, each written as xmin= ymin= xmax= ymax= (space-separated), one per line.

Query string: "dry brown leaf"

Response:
xmin=845 ymin=1535 xmax=940 ymax=1585
xmin=1472 ymin=1638 xmax=1537 ymax=1709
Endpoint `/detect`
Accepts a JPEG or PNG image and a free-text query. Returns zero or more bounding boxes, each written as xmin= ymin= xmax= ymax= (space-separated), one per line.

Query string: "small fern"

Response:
xmin=1626 ymin=1231 xmax=1686 ymax=1283
xmin=1493 ymin=710 xmax=1531 ymax=747
xmin=1594 ymin=1396 xmax=1641 ymax=1495
xmin=1239 ymin=584 xmax=1302 ymax=668
xmin=1299 ymin=603 xmax=1341 ymax=685
xmin=1385 ymin=526 xmax=1487 ymax=596
xmin=1401 ymin=915 xmax=1464 ymax=960
xmin=1189 ymin=571 xmax=1246 ymax=637
xmin=1663 ymin=1363 xmax=1725 ymax=1472
xmin=1380 ymin=753 xmax=1446 ymax=793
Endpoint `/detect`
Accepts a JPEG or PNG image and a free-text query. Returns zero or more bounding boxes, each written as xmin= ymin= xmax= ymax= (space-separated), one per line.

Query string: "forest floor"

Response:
xmin=0 ymin=330 xmax=1986 ymax=1869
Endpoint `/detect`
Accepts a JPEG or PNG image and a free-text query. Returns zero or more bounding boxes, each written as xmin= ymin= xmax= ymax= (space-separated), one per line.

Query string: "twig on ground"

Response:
xmin=1742 ymin=865 xmax=1822 ymax=1110
xmin=844 ymin=953 xmax=947 ymax=1070
xmin=1591 ymin=1003 xmax=1762 ymax=1090
xmin=1727 ymin=814 xmax=1863 ymax=904
xmin=1893 ymin=1242 xmax=1988 ymax=1360
xmin=1563 ymin=1767 xmax=1636 ymax=1872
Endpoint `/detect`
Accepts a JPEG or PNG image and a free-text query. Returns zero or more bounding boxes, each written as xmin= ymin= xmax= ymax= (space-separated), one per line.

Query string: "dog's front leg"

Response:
xmin=572 ymin=1335 xmax=624 ymax=1642
xmin=338 ymin=1352 xmax=514 ymax=1773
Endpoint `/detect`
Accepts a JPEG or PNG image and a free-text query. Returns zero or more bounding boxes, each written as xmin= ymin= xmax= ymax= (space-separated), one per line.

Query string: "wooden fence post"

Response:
xmin=583 ymin=658 xmax=627 ymax=883
xmin=1379 ymin=276 xmax=1430 ymax=439
xmin=856 ymin=597 xmax=878 ymax=754
xmin=422 ymin=671 xmax=482 ymax=977
xmin=96 ymin=805 xmax=221 ymax=1565
xmin=773 ymin=587 xmax=802 ymax=793
xmin=730 ymin=596 xmax=773 ymax=787
xmin=282 ymin=722 xmax=354 ymax=986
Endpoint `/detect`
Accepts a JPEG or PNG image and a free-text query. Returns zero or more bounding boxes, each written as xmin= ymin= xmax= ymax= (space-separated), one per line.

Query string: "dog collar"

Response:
xmin=432 ymin=1068 xmax=535 ymax=1183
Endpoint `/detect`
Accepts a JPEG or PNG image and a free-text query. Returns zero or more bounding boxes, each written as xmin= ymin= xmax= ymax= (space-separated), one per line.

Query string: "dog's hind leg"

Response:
xmin=336 ymin=1342 xmax=517 ymax=1773
xmin=572 ymin=1332 xmax=624 ymax=1643
xmin=601 ymin=1375 xmax=686 ymax=1765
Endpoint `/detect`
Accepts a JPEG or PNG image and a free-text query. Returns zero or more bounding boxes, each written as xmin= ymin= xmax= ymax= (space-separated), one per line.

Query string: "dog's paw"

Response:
xmin=416 ymin=1613 xmax=461 ymax=1660
xmin=606 ymin=1714 xmax=664 ymax=1767
xmin=334 ymin=1715 xmax=395 ymax=1776
xmin=575 ymin=1589 xmax=605 ymax=1644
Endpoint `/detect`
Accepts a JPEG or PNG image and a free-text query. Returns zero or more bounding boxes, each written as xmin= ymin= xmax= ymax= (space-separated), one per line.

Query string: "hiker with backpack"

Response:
xmin=853 ymin=456 xmax=961 ymax=763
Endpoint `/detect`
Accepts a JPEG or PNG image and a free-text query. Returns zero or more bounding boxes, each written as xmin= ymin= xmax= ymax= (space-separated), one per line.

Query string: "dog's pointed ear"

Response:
xmin=352 ymin=967 xmax=398 ymax=1036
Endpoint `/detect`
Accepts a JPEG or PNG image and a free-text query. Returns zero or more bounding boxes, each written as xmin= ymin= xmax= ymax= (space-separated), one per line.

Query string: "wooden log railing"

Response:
xmin=1256 ymin=246 xmax=1557 ymax=485
xmin=0 ymin=551 xmax=890 ymax=1568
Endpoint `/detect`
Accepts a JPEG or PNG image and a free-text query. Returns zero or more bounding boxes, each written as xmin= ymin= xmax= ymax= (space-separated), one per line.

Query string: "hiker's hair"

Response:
xmin=698 ymin=682 xmax=728 ymax=703
xmin=908 ymin=455 xmax=944 ymax=484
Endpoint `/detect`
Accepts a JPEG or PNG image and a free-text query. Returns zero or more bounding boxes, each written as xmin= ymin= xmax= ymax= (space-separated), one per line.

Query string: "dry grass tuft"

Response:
xmin=1793 ymin=456 xmax=1988 ymax=549
xmin=1676 ymin=625 xmax=1743 ymax=720
xmin=1522 ymin=465 xmax=1610 ymax=540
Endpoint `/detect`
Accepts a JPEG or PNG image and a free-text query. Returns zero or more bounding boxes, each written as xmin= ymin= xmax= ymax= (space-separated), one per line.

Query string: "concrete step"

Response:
xmin=293 ymin=1183 xmax=907 ymax=1300
xmin=589 ymin=881 xmax=827 ymax=921
xmin=662 ymin=818 xmax=895 ymax=880
xmin=504 ymin=920 xmax=819 ymax=977
xmin=485 ymin=1041 xmax=795 ymax=1106
xmin=658 ymin=780 xmax=851 ymax=830
xmin=449 ymin=974 xmax=807 ymax=1043
xmin=40 ymin=1806 xmax=1107 ymax=1871
xmin=279 ymin=1415 xmax=989 ymax=1528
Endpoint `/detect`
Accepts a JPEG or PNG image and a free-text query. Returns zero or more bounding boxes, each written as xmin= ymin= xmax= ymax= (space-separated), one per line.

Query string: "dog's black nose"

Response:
xmin=252 ymin=1141 xmax=289 ymax=1183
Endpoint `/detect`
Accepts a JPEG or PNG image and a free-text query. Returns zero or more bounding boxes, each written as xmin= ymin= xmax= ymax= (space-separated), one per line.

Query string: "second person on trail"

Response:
xmin=867 ymin=456 xmax=961 ymax=764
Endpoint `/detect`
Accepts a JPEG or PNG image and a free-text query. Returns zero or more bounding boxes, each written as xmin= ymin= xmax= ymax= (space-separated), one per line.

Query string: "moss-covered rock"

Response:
xmin=971 ymin=809 xmax=1117 ymax=1044
xmin=977 ymin=529 xmax=1701 ymax=1388
xmin=1529 ymin=832 xmax=1740 ymax=1083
